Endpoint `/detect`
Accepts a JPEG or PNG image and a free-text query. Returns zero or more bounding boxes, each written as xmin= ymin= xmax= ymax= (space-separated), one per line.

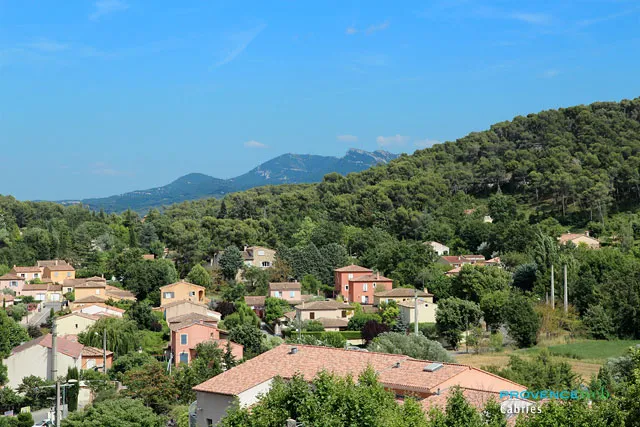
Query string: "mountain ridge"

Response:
xmin=59 ymin=148 xmax=398 ymax=213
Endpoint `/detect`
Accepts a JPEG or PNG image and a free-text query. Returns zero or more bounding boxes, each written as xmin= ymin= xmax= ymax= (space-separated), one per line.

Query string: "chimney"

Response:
xmin=55 ymin=260 xmax=58 ymax=266
xmin=376 ymin=271 xmax=380 ymax=280
xmin=585 ymin=230 xmax=590 ymax=237
xmin=289 ymin=346 xmax=298 ymax=355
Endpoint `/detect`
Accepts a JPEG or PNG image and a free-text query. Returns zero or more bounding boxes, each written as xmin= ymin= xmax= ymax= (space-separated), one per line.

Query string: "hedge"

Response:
xmin=283 ymin=330 xmax=362 ymax=340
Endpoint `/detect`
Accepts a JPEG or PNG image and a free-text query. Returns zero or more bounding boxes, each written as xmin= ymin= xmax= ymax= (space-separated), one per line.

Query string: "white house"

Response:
xmin=398 ymin=297 xmax=438 ymax=324
xmin=424 ymin=241 xmax=450 ymax=256
xmin=4 ymin=334 xmax=83 ymax=388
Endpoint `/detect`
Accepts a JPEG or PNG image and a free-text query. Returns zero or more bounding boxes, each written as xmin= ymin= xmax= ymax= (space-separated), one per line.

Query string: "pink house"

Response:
xmin=268 ymin=282 xmax=302 ymax=303
xmin=170 ymin=318 xmax=243 ymax=365
xmin=9 ymin=266 xmax=42 ymax=282
xmin=0 ymin=273 xmax=26 ymax=294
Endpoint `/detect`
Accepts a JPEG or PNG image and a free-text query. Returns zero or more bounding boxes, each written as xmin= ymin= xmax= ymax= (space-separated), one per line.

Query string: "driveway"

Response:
xmin=25 ymin=302 xmax=62 ymax=326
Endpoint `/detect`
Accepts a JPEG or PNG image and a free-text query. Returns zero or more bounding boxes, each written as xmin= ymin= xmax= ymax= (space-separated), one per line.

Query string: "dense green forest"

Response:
xmin=2 ymin=97 xmax=640 ymax=339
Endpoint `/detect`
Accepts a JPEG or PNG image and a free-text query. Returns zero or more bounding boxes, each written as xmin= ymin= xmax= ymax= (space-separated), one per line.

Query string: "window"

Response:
xmin=86 ymin=358 xmax=96 ymax=369
xmin=289 ymin=291 xmax=295 ymax=298
xmin=34 ymin=273 xmax=39 ymax=278
xmin=373 ymin=282 xmax=377 ymax=288
xmin=341 ymin=310 xmax=347 ymax=318
xmin=179 ymin=352 xmax=189 ymax=364
xmin=75 ymin=324 xmax=78 ymax=329
xmin=275 ymin=291 xmax=281 ymax=298
xmin=95 ymin=289 xmax=100 ymax=295
xmin=20 ymin=274 xmax=25 ymax=278
xmin=164 ymin=292 xmax=175 ymax=299
xmin=67 ymin=272 xmax=71 ymax=277
xmin=258 ymin=250 xmax=265 ymax=256
xmin=189 ymin=291 xmax=195 ymax=297
xmin=361 ymin=295 xmax=369 ymax=304
xmin=363 ymin=283 xmax=368 ymax=292
xmin=262 ymin=261 xmax=271 ymax=267
xmin=310 ymin=312 xmax=315 ymax=320
xmin=10 ymin=281 xmax=17 ymax=287
xmin=348 ymin=273 xmax=353 ymax=279
xmin=180 ymin=334 xmax=188 ymax=345
xmin=206 ymin=419 xmax=214 ymax=427
xmin=345 ymin=285 xmax=349 ymax=290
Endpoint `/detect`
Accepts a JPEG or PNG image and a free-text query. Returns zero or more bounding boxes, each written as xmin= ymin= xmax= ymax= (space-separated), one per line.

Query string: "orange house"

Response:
xmin=170 ymin=319 xmax=243 ymax=365
xmin=334 ymin=265 xmax=373 ymax=302
xmin=43 ymin=262 xmax=76 ymax=283
xmin=347 ymin=272 xmax=393 ymax=305
xmin=160 ymin=281 xmax=207 ymax=307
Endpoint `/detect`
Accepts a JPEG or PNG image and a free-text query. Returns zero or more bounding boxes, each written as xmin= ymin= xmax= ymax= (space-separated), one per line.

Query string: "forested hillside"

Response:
xmin=2 ymin=97 xmax=640 ymax=338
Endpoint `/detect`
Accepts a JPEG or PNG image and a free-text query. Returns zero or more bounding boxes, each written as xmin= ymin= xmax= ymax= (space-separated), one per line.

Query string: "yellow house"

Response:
xmin=56 ymin=312 xmax=99 ymax=336
xmin=398 ymin=297 xmax=438 ymax=324
xmin=160 ymin=281 xmax=207 ymax=307
xmin=373 ymin=288 xmax=432 ymax=306
xmin=43 ymin=263 xmax=76 ymax=283
xmin=74 ymin=280 xmax=107 ymax=301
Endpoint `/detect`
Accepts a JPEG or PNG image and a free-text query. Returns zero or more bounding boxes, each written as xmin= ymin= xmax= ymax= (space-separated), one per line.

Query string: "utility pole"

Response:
xmin=414 ymin=288 xmax=419 ymax=335
xmin=563 ymin=264 xmax=568 ymax=314
xmin=550 ymin=264 xmax=555 ymax=310
xmin=52 ymin=319 xmax=61 ymax=427
xmin=103 ymin=329 xmax=107 ymax=374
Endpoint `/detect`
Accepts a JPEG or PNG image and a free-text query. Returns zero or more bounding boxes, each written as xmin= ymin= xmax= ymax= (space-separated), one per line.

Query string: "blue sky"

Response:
xmin=1 ymin=0 xmax=639 ymax=200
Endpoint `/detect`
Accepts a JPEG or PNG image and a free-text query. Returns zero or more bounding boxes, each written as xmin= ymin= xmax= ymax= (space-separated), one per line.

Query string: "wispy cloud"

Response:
xmin=90 ymin=0 xmax=129 ymax=21
xmin=91 ymin=162 xmax=133 ymax=176
xmin=25 ymin=39 xmax=69 ymax=52
xmin=244 ymin=140 xmax=268 ymax=149
xmin=509 ymin=12 xmax=551 ymax=25
xmin=213 ymin=24 xmax=267 ymax=69
xmin=377 ymin=135 xmax=409 ymax=147
xmin=414 ymin=138 xmax=441 ymax=148
xmin=337 ymin=135 xmax=358 ymax=143
xmin=345 ymin=26 xmax=358 ymax=35
xmin=366 ymin=21 xmax=390 ymax=35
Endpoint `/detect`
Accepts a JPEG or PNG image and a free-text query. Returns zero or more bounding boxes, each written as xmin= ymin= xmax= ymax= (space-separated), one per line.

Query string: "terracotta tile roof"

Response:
xmin=142 ymin=254 xmax=155 ymax=260
xmin=445 ymin=266 xmax=462 ymax=276
xmin=161 ymin=299 xmax=208 ymax=309
xmin=0 ymin=273 xmax=23 ymax=281
xmin=74 ymin=295 xmax=108 ymax=304
xmin=375 ymin=288 xmax=431 ymax=298
xmin=348 ymin=273 xmax=393 ymax=282
xmin=2 ymin=294 xmax=15 ymax=302
xmin=244 ymin=296 xmax=266 ymax=306
xmin=283 ymin=311 xmax=296 ymax=320
xmin=294 ymin=300 xmax=353 ymax=311
xmin=558 ymin=233 xmax=599 ymax=244
xmin=439 ymin=255 xmax=485 ymax=264
xmin=160 ymin=281 xmax=206 ymax=291
xmin=74 ymin=281 xmax=106 ymax=289
xmin=105 ymin=285 xmax=136 ymax=300
xmin=334 ymin=264 xmax=373 ymax=273
xmin=317 ymin=318 xmax=349 ymax=328
xmin=168 ymin=313 xmax=219 ymax=331
xmin=11 ymin=334 xmax=84 ymax=359
xmin=71 ymin=303 xmax=125 ymax=314
xmin=22 ymin=283 xmax=62 ymax=292
xmin=11 ymin=266 xmax=41 ymax=273
xmin=171 ymin=319 xmax=219 ymax=332
xmin=82 ymin=346 xmax=113 ymax=357
xmin=269 ymin=282 xmax=301 ymax=291
xmin=57 ymin=312 xmax=100 ymax=321
xmin=44 ymin=264 xmax=75 ymax=271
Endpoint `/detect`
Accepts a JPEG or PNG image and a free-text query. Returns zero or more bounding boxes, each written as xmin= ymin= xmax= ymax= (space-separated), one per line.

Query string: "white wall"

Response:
xmin=195 ymin=392 xmax=236 ymax=427
xmin=4 ymin=345 xmax=81 ymax=388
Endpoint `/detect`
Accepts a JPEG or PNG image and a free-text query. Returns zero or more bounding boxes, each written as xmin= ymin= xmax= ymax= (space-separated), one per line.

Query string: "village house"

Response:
xmin=424 ymin=241 xmax=450 ymax=256
xmin=192 ymin=344 xmax=529 ymax=426
xmin=74 ymin=279 xmax=107 ymax=300
xmin=43 ymin=261 xmax=76 ymax=283
xmin=242 ymin=246 xmax=276 ymax=269
xmin=0 ymin=273 xmax=25 ymax=294
xmin=438 ymin=255 xmax=485 ymax=268
xmin=72 ymin=303 xmax=124 ymax=318
xmin=160 ymin=299 xmax=218 ymax=322
xmin=294 ymin=300 xmax=353 ymax=326
xmin=559 ymin=232 xmax=600 ymax=249
xmin=398 ymin=297 xmax=438 ymax=325
xmin=244 ymin=296 xmax=266 ymax=318
xmin=268 ymin=282 xmax=302 ymax=303
xmin=373 ymin=288 xmax=432 ymax=306
xmin=37 ymin=259 xmax=70 ymax=272
xmin=160 ymin=281 xmax=207 ymax=307
xmin=21 ymin=283 xmax=63 ymax=302
xmin=56 ymin=312 xmax=102 ymax=336
xmin=334 ymin=265 xmax=393 ymax=304
xmin=169 ymin=314 xmax=242 ymax=365
xmin=10 ymin=265 xmax=42 ymax=281
xmin=81 ymin=346 xmax=113 ymax=371
xmin=4 ymin=334 xmax=83 ymax=388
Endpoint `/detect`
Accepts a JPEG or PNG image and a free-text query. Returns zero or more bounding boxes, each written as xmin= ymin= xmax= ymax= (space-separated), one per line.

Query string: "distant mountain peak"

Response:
xmin=60 ymin=148 xmax=398 ymax=213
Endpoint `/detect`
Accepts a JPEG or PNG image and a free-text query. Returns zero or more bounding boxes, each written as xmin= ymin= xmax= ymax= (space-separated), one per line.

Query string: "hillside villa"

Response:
xmin=374 ymin=288 xmax=432 ymax=306
xmin=334 ymin=265 xmax=393 ymax=304
xmin=559 ymin=232 xmax=600 ymax=249
xmin=0 ymin=273 xmax=25 ymax=294
xmin=424 ymin=241 xmax=450 ymax=256
xmin=169 ymin=314 xmax=242 ymax=365
xmin=43 ymin=261 xmax=76 ymax=283
xmin=160 ymin=281 xmax=207 ymax=307
xmin=192 ymin=344 xmax=530 ymax=426
xmin=294 ymin=300 xmax=353 ymax=330
xmin=10 ymin=265 xmax=42 ymax=281
xmin=244 ymin=296 xmax=266 ymax=318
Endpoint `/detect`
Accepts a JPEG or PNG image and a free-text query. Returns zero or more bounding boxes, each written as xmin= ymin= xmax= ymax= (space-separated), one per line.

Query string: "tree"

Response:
xmin=66 ymin=367 xmax=79 ymax=412
xmin=62 ymin=397 xmax=165 ymax=427
xmin=435 ymin=297 xmax=482 ymax=349
xmin=174 ymin=342 xmax=225 ymax=403
xmin=479 ymin=290 xmax=509 ymax=332
xmin=369 ymin=332 xmax=453 ymax=362
xmin=228 ymin=324 xmax=265 ymax=358
xmin=450 ymin=265 xmax=511 ymax=303
xmin=221 ymin=302 xmax=259 ymax=330
xmin=379 ymin=300 xmax=400 ymax=326
xmin=264 ymin=297 xmax=290 ymax=324
xmin=219 ymin=246 xmax=244 ymax=281
xmin=347 ymin=312 xmax=382 ymax=331
xmin=0 ymin=311 xmax=28 ymax=358
xmin=78 ymin=317 xmax=142 ymax=358
xmin=126 ymin=301 xmax=161 ymax=331
xmin=109 ymin=351 xmax=156 ymax=380
xmin=362 ymin=319 xmax=389 ymax=343
xmin=186 ymin=264 xmax=213 ymax=289
xmin=583 ymin=304 xmax=615 ymax=340
xmin=17 ymin=376 xmax=54 ymax=410
xmin=242 ymin=266 xmax=269 ymax=294
xmin=220 ymin=281 xmax=246 ymax=302
xmin=318 ymin=331 xmax=347 ymax=348
xmin=504 ymin=293 xmax=540 ymax=348
xmin=123 ymin=259 xmax=178 ymax=303
xmin=122 ymin=361 xmax=177 ymax=414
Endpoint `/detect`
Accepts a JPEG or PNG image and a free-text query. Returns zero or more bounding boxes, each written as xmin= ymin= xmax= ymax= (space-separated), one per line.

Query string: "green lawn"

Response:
xmin=516 ymin=339 xmax=640 ymax=363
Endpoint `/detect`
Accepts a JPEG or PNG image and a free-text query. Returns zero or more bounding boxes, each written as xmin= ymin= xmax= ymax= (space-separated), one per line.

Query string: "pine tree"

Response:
xmin=224 ymin=340 xmax=237 ymax=369
xmin=217 ymin=201 xmax=227 ymax=219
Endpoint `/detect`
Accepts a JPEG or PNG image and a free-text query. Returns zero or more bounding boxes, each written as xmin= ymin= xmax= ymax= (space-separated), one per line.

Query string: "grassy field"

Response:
xmin=455 ymin=339 xmax=640 ymax=380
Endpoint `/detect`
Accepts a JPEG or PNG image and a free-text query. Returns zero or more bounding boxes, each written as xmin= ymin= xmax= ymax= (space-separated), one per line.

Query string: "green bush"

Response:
xmin=283 ymin=330 xmax=361 ymax=340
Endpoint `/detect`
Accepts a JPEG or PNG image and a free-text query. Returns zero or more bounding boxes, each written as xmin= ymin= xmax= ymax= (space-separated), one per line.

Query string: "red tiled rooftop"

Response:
xmin=334 ymin=264 xmax=373 ymax=273
xmin=11 ymin=334 xmax=84 ymax=359
xmin=348 ymin=273 xmax=393 ymax=282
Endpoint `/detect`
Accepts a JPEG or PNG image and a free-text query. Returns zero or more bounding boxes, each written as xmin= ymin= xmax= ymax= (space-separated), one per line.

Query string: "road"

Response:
xmin=24 ymin=302 xmax=62 ymax=326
